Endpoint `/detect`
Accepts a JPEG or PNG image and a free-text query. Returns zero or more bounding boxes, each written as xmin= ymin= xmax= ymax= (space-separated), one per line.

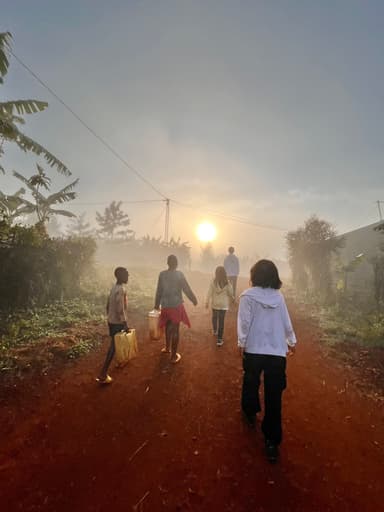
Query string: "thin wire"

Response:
xmin=9 ymin=50 xmax=287 ymax=233
xmin=171 ymin=199 xmax=288 ymax=232
xmin=9 ymin=49 xmax=167 ymax=199
xmin=71 ymin=199 xmax=165 ymax=206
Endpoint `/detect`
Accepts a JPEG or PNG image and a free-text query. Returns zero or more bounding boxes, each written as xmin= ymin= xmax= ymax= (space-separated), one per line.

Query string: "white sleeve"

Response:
xmin=237 ymin=294 xmax=252 ymax=348
xmin=206 ymin=282 xmax=213 ymax=306
xmin=281 ymin=297 xmax=297 ymax=346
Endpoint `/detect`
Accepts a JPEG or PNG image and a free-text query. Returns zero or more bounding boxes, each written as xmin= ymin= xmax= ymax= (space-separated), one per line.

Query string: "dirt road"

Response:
xmin=1 ymin=276 xmax=383 ymax=511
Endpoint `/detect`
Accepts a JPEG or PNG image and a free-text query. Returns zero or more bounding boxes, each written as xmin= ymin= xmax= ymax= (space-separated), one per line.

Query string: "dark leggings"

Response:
xmin=99 ymin=323 xmax=126 ymax=378
xmin=212 ymin=309 xmax=226 ymax=339
xmin=165 ymin=320 xmax=180 ymax=358
xmin=241 ymin=353 xmax=287 ymax=445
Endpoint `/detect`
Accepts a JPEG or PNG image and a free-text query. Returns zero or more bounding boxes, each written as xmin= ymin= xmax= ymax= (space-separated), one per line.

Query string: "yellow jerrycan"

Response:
xmin=114 ymin=329 xmax=138 ymax=367
xmin=148 ymin=309 xmax=161 ymax=340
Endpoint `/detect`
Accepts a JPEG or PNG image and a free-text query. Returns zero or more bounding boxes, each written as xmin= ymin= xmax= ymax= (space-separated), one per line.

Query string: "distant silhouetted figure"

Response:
xmin=205 ymin=266 xmax=234 ymax=346
xmin=97 ymin=266 xmax=129 ymax=384
xmin=154 ymin=254 xmax=197 ymax=364
xmin=224 ymin=246 xmax=240 ymax=297
xmin=237 ymin=259 xmax=297 ymax=463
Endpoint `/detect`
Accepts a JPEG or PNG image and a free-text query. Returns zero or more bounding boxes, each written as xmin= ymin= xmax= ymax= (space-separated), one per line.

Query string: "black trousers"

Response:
xmin=241 ymin=353 xmax=286 ymax=445
xmin=212 ymin=309 xmax=226 ymax=339
xmin=99 ymin=323 xmax=127 ymax=378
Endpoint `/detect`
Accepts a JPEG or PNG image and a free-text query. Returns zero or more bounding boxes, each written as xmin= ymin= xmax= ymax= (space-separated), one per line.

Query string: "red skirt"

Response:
xmin=159 ymin=303 xmax=191 ymax=328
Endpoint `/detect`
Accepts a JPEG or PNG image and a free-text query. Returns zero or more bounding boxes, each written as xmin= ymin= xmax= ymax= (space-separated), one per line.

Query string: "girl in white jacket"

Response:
xmin=237 ymin=259 xmax=296 ymax=463
xmin=205 ymin=266 xmax=234 ymax=346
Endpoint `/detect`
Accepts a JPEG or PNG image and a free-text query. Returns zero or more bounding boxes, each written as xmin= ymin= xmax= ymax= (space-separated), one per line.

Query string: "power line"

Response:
xmin=9 ymin=49 xmax=167 ymax=200
xmin=71 ymin=199 xmax=164 ymax=206
xmin=9 ymin=50 xmax=288 ymax=234
xmin=171 ymin=199 xmax=288 ymax=232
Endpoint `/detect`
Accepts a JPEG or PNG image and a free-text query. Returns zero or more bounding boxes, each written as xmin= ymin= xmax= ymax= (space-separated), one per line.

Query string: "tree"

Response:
xmin=286 ymin=227 xmax=309 ymax=292
xmin=0 ymin=187 xmax=28 ymax=222
xmin=168 ymin=236 xmax=192 ymax=269
xmin=0 ymin=32 xmax=69 ymax=175
xmin=66 ymin=212 xmax=94 ymax=238
xmin=200 ymin=243 xmax=215 ymax=272
xmin=12 ymin=164 xmax=78 ymax=223
xmin=286 ymin=215 xmax=344 ymax=298
xmin=96 ymin=201 xmax=134 ymax=240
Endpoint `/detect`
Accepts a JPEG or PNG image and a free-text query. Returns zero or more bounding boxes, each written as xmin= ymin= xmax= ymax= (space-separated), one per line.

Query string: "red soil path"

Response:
xmin=1 ymin=276 xmax=383 ymax=512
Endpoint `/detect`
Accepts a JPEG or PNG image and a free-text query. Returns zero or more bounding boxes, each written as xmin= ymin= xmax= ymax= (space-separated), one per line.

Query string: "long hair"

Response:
xmin=250 ymin=259 xmax=282 ymax=289
xmin=214 ymin=265 xmax=229 ymax=289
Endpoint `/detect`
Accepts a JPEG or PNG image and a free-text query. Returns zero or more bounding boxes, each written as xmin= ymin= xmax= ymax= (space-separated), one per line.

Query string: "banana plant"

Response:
xmin=12 ymin=165 xmax=78 ymax=223
xmin=0 ymin=32 xmax=69 ymax=175
xmin=0 ymin=187 xmax=33 ymax=222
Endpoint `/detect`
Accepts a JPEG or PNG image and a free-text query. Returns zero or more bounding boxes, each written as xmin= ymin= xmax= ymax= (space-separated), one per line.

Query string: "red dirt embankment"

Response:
xmin=1 ymin=275 xmax=383 ymax=511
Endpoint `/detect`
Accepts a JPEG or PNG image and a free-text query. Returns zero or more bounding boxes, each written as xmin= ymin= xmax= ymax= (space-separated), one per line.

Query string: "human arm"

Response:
xmin=205 ymin=282 xmax=213 ymax=308
xmin=281 ymin=296 xmax=297 ymax=349
xmin=154 ymin=274 xmax=163 ymax=310
xmin=181 ymin=274 xmax=198 ymax=306
xmin=237 ymin=294 xmax=252 ymax=348
xmin=115 ymin=287 xmax=128 ymax=324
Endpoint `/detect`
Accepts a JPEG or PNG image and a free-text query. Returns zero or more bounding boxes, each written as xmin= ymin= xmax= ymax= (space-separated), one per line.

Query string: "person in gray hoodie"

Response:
xmin=237 ymin=259 xmax=296 ymax=463
xmin=154 ymin=254 xmax=197 ymax=363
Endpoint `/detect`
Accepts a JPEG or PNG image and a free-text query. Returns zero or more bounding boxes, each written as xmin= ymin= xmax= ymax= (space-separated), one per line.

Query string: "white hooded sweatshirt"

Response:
xmin=237 ymin=286 xmax=296 ymax=357
xmin=206 ymin=280 xmax=234 ymax=310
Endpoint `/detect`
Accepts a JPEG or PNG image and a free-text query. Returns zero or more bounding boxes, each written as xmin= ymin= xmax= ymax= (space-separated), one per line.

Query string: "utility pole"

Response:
xmin=376 ymin=200 xmax=383 ymax=221
xmin=164 ymin=198 xmax=170 ymax=245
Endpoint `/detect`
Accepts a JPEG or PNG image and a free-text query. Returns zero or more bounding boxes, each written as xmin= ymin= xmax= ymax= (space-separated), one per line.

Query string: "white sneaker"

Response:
xmin=217 ymin=339 xmax=224 ymax=346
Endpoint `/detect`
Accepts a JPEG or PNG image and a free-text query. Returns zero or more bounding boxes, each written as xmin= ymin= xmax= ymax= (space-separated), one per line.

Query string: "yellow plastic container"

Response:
xmin=148 ymin=309 xmax=161 ymax=340
xmin=114 ymin=329 xmax=138 ymax=366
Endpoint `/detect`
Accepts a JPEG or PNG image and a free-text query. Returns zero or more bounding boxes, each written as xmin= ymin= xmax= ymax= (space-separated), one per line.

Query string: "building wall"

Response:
xmin=333 ymin=222 xmax=384 ymax=297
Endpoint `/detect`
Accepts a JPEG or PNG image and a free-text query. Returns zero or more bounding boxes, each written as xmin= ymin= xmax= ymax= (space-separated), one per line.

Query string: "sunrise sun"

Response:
xmin=196 ymin=222 xmax=217 ymax=243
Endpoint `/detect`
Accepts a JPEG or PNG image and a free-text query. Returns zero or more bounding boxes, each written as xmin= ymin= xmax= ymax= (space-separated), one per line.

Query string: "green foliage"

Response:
xmin=0 ymin=32 xmax=69 ymax=175
xmin=0 ymin=299 xmax=104 ymax=349
xmin=286 ymin=215 xmax=344 ymax=299
xmin=0 ymin=220 xmax=96 ymax=308
xmin=96 ymin=200 xmax=134 ymax=240
xmin=0 ymin=187 xmax=27 ymax=221
xmin=318 ymin=303 xmax=384 ymax=347
xmin=0 ymin=32 xmax=12 ymax=80
xmin=66 ymin=212 xmax=94 ymax=237
xmin=67 ymin=338 xmax=97 ymax=359
xmin=12 ymin=164 xmax=78 ymax=223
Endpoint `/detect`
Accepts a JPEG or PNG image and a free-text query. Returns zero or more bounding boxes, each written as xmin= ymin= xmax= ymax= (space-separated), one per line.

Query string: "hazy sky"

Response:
xmin=2 ymin=0 xmax=384 ymax=260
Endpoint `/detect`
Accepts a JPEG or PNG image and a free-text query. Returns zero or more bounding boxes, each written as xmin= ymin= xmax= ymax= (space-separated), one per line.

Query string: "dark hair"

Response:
xmin=214 ymin=265 xmax=228 ymax=288
xmin=167 ymin=254 xmax=178 ymax=269
xmin=114 ymin=267 xmax=129 ymax=283
xmin=250 ymin=259 xmax=282 ymax=289
xmin=228 ymin=246 xmax=235 ymax=254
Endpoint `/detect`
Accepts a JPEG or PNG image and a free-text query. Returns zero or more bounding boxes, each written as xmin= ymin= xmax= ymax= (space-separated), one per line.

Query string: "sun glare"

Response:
xmin=196 ymin=222 xmax=217 ymax=243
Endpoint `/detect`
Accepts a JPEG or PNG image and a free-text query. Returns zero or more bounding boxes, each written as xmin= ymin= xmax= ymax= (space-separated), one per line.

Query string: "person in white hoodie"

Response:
xmin=237 ymin=259 xmax=296 ymax=463
xmin=205 ymin=266 xmax=234 ymax=346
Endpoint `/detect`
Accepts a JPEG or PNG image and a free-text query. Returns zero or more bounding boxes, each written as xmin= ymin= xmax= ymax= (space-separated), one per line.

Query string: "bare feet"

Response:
xmin=171 ymin=353 xmax=181 ymax=364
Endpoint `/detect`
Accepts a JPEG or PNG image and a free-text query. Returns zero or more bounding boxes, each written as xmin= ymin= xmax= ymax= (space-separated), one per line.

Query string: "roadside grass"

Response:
xmin=0 ymin=266 xmax=157 ymax=374
xmin=317 ymin=306 xmax=384 ymax=347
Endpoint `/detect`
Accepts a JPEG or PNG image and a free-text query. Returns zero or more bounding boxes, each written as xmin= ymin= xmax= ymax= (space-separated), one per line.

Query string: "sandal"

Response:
xmin=96 ymin=375 xmax=113 ymax=385
xmin=171 ymin=353 xmax=181 ymax=364
xmin=161 ymin=347 xmax=171 ymax=353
